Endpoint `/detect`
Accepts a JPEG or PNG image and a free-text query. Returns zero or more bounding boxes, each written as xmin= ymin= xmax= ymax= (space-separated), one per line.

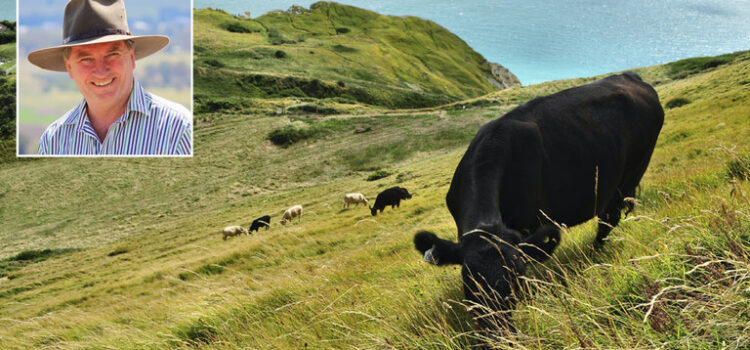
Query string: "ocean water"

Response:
xmin=0 ymin=0 xmax=15 ymax=21
xmin=195 ymin=0 xmax=750 ymax=85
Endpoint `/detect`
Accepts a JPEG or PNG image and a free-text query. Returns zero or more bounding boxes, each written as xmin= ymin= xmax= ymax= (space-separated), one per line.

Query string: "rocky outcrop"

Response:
xmin=483 ymin=61 xmax=522 ymax=89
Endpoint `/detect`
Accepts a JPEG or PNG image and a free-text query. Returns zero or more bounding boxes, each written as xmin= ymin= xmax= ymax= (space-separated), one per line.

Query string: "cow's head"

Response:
xmin=369 ymin=206 xmax=377 ymax=216
xmin=414 ymin=225 xmax=560 ymax=331
xmin=399 ymin=187 xmax=413 ymax=199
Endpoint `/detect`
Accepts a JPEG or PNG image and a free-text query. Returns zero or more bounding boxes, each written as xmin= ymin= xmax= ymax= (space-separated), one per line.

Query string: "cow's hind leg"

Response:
xmin=595 ymin=195 xmax=623 ymax=246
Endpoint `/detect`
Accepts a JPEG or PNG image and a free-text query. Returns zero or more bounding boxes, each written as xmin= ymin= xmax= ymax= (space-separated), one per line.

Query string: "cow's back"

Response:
xmin=512 ymin=73 xmax=662 ymax=225
xmin=448 ymin=73 xmax=663 ymax=235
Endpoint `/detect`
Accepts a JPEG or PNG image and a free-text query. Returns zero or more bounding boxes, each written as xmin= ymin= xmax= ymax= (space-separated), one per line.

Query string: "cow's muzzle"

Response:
xmin=423 ymin=246 xmax=438 ymax=265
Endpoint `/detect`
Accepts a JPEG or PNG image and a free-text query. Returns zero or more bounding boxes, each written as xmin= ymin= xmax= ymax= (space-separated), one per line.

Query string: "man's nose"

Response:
xmin=93 ymin=58 xmax=109 ymax=74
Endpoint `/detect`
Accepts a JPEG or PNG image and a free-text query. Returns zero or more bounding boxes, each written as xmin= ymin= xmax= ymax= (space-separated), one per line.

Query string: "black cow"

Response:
xmin=413 ymin=73 xmax=663 ymax=330
xmin=249 ymin=215 xmax=271 ymax=233
xmin=370 ymin=186 xmax=412 ymax=216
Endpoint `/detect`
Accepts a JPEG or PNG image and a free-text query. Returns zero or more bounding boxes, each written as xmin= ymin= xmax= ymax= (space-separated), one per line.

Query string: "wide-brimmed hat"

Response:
xmin=28 ymin=0 xmax=169 ymax=72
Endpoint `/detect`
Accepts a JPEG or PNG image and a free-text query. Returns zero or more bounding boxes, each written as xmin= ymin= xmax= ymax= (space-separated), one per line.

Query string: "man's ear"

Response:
xmin=518 ymin=225 xmax=560 ymax=262
xmin=65 ymin=60 xmax=73 ymax=79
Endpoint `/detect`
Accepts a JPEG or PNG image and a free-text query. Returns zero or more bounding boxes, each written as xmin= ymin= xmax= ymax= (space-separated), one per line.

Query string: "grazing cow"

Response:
xmin=280 ymin=205 xmax=303 ymax=225
xmin=370 ymin=186 xmax=412 ymax=216
xmin=413 ymin=73 xmax=663 ymax=330
xmin=222 ymin=226 xmax=247 ymax=241
xmin=249 ymin=215 xmax=271 ymax=233
xmin=343 ymin=193 xmax=369 ymax=208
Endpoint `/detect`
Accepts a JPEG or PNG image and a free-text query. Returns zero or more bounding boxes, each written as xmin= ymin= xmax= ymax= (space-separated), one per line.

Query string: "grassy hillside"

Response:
xmin=0 ymin=50 xmax=749 ymax=349
xmin=194 ymin=2 xmax=518 ymax=110
xmin=0 ymin=28 xmax=17 ymax=162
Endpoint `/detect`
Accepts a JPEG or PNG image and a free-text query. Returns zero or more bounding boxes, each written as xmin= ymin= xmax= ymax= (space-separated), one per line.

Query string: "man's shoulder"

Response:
xmin=40 ymin=106 xmax=82 ymax=139
xmin=37 ymin=105 xmax=84 ymax=155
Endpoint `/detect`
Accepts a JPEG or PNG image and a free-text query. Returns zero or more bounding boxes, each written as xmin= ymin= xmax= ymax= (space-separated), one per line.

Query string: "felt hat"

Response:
xmin=28 ymin=0 xmax=169 ymax=72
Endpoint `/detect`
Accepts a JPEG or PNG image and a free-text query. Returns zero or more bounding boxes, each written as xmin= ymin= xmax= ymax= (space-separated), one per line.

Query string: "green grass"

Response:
xmin=0 ymin=50 xmax=749 ymax=349
xmin=193 ymin=4 xmax=517 ymax=109
xmin=0 ymin=42 xmax=15 ymax=62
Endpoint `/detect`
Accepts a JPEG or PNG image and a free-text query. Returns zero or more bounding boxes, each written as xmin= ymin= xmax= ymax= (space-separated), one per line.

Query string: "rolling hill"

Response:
xmin=193 ymin=2 xmax=519 ymax=110
xmin=1 ymin=6 xmax=749 ymax=348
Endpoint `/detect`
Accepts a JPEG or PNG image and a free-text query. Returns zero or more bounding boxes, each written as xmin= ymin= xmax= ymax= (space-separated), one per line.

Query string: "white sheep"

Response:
xmin=343 ymin=193 xmax=369 ymax=208
xmin=222 ymin=225 xmax=247 ymax=240
xmin=280 ymin=205 xmax=303 ymax=225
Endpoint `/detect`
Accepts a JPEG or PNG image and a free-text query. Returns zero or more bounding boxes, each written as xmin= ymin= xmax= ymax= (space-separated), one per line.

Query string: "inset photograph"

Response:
xmin=17 ymin=0 xmax=192 ymax=156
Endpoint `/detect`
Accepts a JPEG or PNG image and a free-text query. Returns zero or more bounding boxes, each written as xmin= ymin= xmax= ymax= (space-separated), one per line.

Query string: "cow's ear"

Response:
xmin=414 ymin=231 xmax=462 ymax=265
xmin=519 ymin=225 xmax=560 ymax=262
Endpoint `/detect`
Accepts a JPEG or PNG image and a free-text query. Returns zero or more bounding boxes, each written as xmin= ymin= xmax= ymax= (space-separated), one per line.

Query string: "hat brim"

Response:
xmin=28 ymin=34 xmax=170 ymax=72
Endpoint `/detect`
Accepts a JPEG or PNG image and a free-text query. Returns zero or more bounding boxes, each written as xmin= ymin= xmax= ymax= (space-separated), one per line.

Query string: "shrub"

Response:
xmin=367 ymin=170 xmax=392 ymax=181
xmin=224 ymin=20 xmax=261 ymax=34
xmin=267 ymin=125 xmax=313 ymax=147
xmin=274 ymin=50 xmax=287 ymax=59
xmin=665 ymin=97 xmax=690 ymax=109
xmin=287 ymin=104 xmax=338 ymax=115
xmin=226 ymin=23 xmax=251 ymax=33
xmin=332 ymin=44 xmax=357 ymax=53
xmin=335 ymin=27 xmax=350 ymax=34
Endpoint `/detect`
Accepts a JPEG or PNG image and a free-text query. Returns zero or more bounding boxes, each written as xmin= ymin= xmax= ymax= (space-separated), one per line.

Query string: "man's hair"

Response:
xmin=62 ymin=39 xmax=135 ymax=61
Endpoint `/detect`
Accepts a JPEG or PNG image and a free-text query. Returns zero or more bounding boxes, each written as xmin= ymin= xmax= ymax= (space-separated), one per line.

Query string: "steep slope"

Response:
xmin=0 ymin=51 xmax=748 ymax=348
xmin=193 ymin=2 xmax=519 ymax=109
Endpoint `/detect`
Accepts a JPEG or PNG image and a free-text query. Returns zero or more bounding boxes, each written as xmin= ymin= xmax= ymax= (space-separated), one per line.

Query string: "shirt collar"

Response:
xmin=62 ymin=79 xmax=150 ymax=131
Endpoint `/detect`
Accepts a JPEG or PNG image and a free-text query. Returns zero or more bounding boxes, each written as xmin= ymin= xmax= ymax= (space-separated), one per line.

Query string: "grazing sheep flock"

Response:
xmin=222 ymin=188 xmax=413 ymax=239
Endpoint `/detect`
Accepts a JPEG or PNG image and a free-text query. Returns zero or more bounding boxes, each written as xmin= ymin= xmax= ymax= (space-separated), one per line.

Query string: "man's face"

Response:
xmin=64 ymin=40 xmax=135 ymax=109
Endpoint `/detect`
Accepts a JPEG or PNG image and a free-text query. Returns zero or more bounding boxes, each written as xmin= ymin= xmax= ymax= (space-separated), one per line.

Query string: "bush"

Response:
xmin=274 ymin=50 xmax=287 ymax=59
xmin=267 ymin=125 xmax=314 ymax=147
xmin=0 ymin=30 xmax=14 ymax=45
xmin=226 ymin=23 xmax=251 ymax=33
xmin=224 ymin=20 xmax=261 ymax=34
xmin=367 ymin=170 xmax=391 ymax=181
xmin=287 ymin=104 xmax=338 ymax=115
xmin=335 ymin=27 xmax=350 ymax=34
xmin=665 ymin=97 xmax=691 ymax=109
xmin=332 ymin=44 xmax=357 ymax=53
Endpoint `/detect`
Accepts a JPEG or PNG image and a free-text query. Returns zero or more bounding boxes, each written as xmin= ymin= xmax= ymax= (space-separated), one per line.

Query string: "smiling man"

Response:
xmin=28 ymin=0 xmax=192 ymax=156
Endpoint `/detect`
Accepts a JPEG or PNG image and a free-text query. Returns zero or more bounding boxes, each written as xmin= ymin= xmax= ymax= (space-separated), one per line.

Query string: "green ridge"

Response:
xmin=194 ymin=3 xmax=518 ymax=109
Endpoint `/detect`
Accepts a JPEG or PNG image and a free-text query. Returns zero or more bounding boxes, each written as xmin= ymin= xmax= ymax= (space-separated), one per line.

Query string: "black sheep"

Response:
xmin=248 ymin=215 xmax=271 ymax=233
xmin=370 ymin=186 xmax=412 ymax=216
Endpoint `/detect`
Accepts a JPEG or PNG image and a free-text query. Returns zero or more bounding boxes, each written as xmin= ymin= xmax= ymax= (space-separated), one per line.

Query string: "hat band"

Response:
xmin=63 ymin=28 xmax=132 ymax=44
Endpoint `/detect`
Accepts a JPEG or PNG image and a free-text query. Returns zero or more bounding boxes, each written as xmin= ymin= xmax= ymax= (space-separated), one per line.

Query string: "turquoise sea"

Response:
xmin=195 ymin=0 xmax=750 ymax=85
xmin=0 ymin=0 xmax=14 ymax=21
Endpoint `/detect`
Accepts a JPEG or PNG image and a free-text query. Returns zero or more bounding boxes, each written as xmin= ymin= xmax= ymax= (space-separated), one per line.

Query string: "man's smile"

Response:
xmin=92 ymin=78 xmax=114 ymax=87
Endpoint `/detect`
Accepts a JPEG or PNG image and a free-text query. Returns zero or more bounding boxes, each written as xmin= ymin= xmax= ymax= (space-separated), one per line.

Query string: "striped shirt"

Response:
xmin=37 ymin=80 xmax=192 ymax=156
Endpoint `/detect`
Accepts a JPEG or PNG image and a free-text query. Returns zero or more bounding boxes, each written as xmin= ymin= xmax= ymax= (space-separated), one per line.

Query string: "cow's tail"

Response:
xmin=414 ymin=231 xmax=463 ymax=265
